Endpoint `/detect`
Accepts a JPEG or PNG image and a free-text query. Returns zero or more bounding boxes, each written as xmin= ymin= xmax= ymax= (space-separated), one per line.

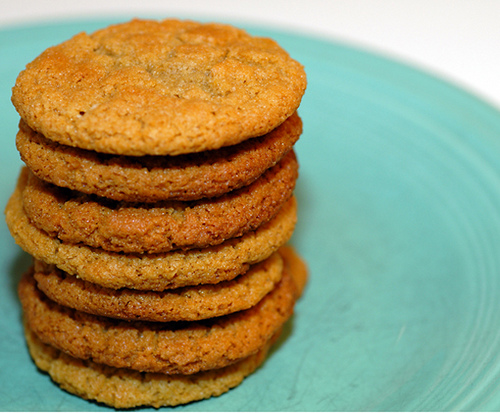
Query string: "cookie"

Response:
xmin=24 ymin=322 xmax=280 ymax=408
xmin=12 ymin=19 xmax=307 ymax=156
xmin=16 ymin=112 xmax=302 ymax=202
xmin=21 ymin=151 xmax=298 ymax=253
xmin=6 ymin=168 xmax=297 ymax=290
xmin=32 ymin=251 xmax=284 ymax=322
xmin=19 ymin=257 xmax=300 ymax=375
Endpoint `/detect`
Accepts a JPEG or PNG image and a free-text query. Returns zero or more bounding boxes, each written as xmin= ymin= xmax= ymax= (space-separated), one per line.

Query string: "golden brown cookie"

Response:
xmin=24 ymin=322 xmax=280 ymax=409
xmin=6 ymin=169 xmax=297 ymax=290
xmin=16 ymin=112 xmax=302 ymax=202
xmin=33 ymin=252 xmax=284 ymax=322
xmin=21 ymin=151 xmax=298 ymax=253
xmin=19 ymin=262 xmax=297 ymax=375
xmin=22 ymin=247 xmax=306 ymax=408
xmin=12 ymin=19 xmax=307 ymax=156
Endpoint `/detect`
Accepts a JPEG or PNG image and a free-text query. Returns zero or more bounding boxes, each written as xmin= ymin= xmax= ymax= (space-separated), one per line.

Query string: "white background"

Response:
xmin=2 ymin=0 xmax=500 ymax=110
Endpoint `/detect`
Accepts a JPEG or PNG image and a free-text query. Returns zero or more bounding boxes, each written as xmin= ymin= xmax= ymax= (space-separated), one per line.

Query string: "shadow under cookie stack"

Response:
xmin=5 ymin=19 xmax=307 ymax=408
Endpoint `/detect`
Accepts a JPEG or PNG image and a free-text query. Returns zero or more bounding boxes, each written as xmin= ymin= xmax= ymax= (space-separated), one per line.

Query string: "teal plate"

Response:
xmin=1 ymin=18 xmax=500 ymax=412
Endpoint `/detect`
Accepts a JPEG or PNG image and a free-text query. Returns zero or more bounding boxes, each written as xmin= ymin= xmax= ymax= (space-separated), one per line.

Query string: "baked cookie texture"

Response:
xmin=6 ymin=172 xmax=298 ymax=290
xmin=6 ymin=18 xmax=308 ymax=408
xmin=24 ymin=323 xmax=281 ymax=409
xmin=22 ymin=246 xmax=307 ymax=408
xmin=12 ymin=19 xmax=307 ymax=156
xmin=16 ymin=112 xmax=302 ymax=202
xmin=21 ymin=151 xmax=298 ymax=253
xmin=19 ymin=249 xmax=301 ymax=375
xmin=32 ymin=252 xmax=285 ymax=322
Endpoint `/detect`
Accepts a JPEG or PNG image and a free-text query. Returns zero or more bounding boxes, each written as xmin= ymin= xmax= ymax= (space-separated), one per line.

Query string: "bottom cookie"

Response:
xmin=24 ymin=323 xmax=279 ymax=409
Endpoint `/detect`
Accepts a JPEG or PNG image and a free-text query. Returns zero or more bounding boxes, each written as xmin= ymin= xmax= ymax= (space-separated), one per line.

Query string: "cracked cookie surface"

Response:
xmin=12 ymin=19 xmax=307 ymax=156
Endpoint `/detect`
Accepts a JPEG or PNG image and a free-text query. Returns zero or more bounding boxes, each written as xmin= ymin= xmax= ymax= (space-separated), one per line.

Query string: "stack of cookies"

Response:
xmin=5 ymin=19 xmax=307 ymax=408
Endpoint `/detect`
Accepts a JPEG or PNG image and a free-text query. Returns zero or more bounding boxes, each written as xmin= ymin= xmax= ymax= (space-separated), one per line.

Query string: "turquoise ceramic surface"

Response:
xmin=1 ymin=18 xmax=500 ymax=412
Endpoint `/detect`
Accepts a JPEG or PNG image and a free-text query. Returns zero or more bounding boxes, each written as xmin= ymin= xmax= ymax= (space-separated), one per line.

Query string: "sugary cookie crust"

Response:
xmin=22 ymin=151 xmax=298 ymax=253
xmin=16 ymin=112 xmax=302 ymax=202
xmin=12 ymin=19 xmax=307 ymax=156
xmin=24 ymin=323 xmax=279 ymax=408
xmin=6 ymin=169 xmax=297 ymax=290
xmin=19 ymin=265 xmax=297 ymax=375
xmin=33 ymin=252 xmax=284 ymax=322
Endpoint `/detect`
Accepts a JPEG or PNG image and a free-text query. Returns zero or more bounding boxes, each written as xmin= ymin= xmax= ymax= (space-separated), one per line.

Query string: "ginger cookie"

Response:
xmin=22 ymin=247 xmax=306 ymax=408
xmin=21 ymin=151 xmax=298 ymax=253
xmin=16 ymin=112 xmax=302 ymax=202
xmin=32 ymin=252 xmax=284 ymax=322
xmin=24 ymin=323 xmax=280 ymax=409
xmin=19 ymin=259 xmax=299 ymax=375
xmin=12 ymin=19 xmax=307 ymax=156
xmin=8 ymin=15 xmax=309 ymax=411
xmin=6 ymin=169 xmax=297 ymax=290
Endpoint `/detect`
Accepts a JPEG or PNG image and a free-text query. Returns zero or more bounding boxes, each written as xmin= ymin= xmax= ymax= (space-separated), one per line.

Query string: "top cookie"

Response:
xmin=12 ymin=18 xmax=307 ymax=156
